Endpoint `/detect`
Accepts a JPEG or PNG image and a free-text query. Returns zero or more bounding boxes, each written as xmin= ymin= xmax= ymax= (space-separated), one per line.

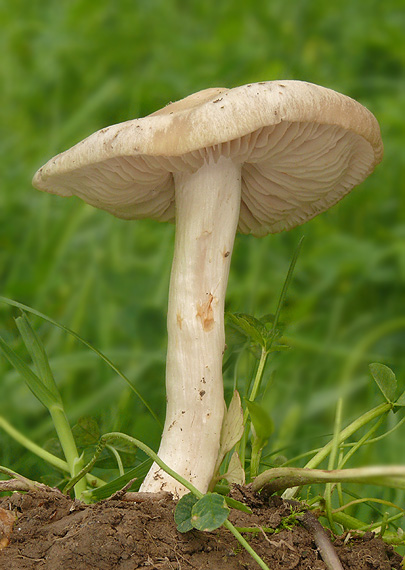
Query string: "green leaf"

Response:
xmin=0 ymin=336 xmax=60 ymax=409
xmin=72 ymin=417 xmax=101 ymax=447
xmin=226 ymin=313 xmax=267 ymax=348
xmin=174 ymin=493 xmax=199 ymax=533
xmin=191 ymin=493 xmax=230 ymax=532
xmin=258 ymin=314 xmax=285 ymax=344
xmin=15 ymin=313 xmax=61 ymax=402
xmin=245 ymin=400 xmax=274 ymax=441
xmin=369 ymin=363 xmax=397 ymax=403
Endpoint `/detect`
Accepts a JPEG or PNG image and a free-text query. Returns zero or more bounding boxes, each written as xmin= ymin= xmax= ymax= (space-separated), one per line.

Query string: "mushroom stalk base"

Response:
xmin=140 ymin=156 xmax=242 ymax=497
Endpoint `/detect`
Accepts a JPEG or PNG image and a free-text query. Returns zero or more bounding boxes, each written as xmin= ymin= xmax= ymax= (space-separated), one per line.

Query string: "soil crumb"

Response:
xmin=0 ymin=486 xmax=402 ymax=569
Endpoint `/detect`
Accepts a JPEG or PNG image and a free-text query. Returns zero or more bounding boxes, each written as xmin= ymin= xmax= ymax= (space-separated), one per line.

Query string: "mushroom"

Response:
xmin=32 ymin=81 xmax=383 ymax=497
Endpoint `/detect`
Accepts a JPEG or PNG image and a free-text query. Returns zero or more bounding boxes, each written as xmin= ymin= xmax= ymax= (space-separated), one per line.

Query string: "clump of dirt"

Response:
xmin=0 ymin=485 xmax=402 ymax=569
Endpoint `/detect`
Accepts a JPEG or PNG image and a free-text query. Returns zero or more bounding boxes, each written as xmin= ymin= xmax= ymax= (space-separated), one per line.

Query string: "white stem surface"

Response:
xmin=140 ymin=155 xmax=242 ymax=496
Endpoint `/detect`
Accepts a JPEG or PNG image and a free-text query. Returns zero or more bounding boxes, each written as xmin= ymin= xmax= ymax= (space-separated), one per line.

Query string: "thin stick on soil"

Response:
xmin=298 ymin=511 xmax=344 ymax=570
xmin=0 ymin=467 xmax=39 ymax=491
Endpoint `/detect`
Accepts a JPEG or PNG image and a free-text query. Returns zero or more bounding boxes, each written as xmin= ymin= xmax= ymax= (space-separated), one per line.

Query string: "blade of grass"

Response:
xmin=0 ymin=296 xmax=161 ymax=427
xmin=84 ymin=459 xmax=153 ymax=501
xmin=270 ymin=236 xmax=304 ymax=339
xmin=0 ymin=322 xmax=87 ymax=498
xmin=0 ymin=336 xmax=60 ymax=409
xmin=15 ymin=312 xmax=60 ymax=400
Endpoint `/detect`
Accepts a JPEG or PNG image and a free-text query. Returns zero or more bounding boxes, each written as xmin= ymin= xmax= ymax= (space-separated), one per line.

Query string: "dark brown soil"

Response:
xmin=0 ymin=486 xmax=402 ymax=569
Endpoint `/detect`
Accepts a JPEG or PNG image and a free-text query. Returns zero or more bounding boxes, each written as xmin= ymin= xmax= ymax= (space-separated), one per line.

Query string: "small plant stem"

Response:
xmin=65 ymin=432 xmax=271 ymax=570
xmin=253 ymin=465 xmax=405 ymax=494
xmin=282 ymin=401 xmax=392 ymax=499
xmin=328 ymin=398 xmax=343 ymax=472
xmin=106 ymin=444 xmax=125 ymax=476
xmin=333 ymin=496 xmax=402 ymax=513
xmin=250 ymin=439 xmax=263 ymax=480
xmin=223 ymin=520 xmax=271 ymax=570
xmin=338 ymin=414 xmax=386 ymax=469
xmin=336 ymin=450 xmax=344 ymax=505
xmin=247 ymin=347 xmax=269 ymax=405
xmin=305 ymin=402 xmax=391 ymax=470
xmin=366 ymin=511 xmax=405 ymax=532
xmin=325 ymin=398 xmax=343 ymax=531
xmin=0 ymin=415 xmax=66 ymax=472
xmin=278 ymin=410 xmax=398 ymax=469
xmin=48 ymin=406 xmax=87 ymax=498
xmin=0 ymin=415 xmax=103 ymax=488
xmin=239 ymin=347 xmax=269 ymax=471
xmin=379 ymin=512 xmax=389 ymax=538
xmin=328 ymin=509 xmax=405 ymax=541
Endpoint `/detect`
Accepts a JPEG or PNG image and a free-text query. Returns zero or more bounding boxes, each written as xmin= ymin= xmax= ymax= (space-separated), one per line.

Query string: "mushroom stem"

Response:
xmin=140 ymin=155 xmax=242 ymax=496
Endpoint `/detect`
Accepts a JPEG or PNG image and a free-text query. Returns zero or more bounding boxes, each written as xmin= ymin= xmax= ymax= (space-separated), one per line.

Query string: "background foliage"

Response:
xmin=1 ymin=0 xmax=404 ymax=520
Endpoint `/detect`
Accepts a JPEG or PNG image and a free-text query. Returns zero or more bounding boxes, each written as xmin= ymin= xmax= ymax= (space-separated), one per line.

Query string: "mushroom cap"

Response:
xmin=33 ymin=81 xmax=383 ymax=236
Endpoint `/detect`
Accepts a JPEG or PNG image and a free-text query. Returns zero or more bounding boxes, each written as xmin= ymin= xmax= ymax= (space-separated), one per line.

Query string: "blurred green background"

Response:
xmin=1 ymin=0 xmax=404 ymax=514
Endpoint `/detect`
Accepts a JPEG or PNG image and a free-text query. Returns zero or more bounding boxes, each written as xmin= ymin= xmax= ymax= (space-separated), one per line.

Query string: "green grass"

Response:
xmin=1 ymin=0 xmax=404 ymax=533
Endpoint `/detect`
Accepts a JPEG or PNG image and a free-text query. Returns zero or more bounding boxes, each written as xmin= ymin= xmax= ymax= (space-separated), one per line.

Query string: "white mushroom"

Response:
xmin=33 ymin=81 xmax=383 ymax=497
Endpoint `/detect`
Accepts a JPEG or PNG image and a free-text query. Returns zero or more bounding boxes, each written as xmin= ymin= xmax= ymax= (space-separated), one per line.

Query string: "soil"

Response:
xmin=0 ymin=485 xmax=402 ymax=570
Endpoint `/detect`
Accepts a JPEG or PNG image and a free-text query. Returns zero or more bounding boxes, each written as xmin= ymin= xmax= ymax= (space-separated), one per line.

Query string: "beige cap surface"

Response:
xmin=33 ymin=81 xmax=383 ymax=236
